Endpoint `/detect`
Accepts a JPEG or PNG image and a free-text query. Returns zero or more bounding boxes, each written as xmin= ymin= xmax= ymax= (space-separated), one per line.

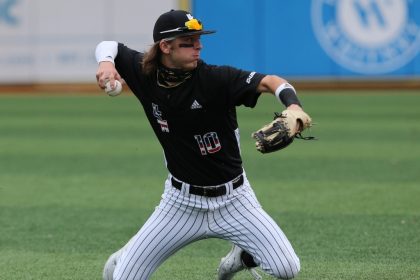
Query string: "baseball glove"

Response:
xmin=252 ymin=109 xmax=314 ymax=153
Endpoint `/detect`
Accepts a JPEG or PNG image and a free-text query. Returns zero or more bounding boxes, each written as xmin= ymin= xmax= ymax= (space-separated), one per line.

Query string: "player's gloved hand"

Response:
xmin=251 ymin=108 xmax=315 ymax=153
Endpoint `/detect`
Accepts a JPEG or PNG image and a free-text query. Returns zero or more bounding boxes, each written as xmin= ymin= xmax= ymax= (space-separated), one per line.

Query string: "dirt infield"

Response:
xmin=0 ymin=79 xmax=419 ymax=94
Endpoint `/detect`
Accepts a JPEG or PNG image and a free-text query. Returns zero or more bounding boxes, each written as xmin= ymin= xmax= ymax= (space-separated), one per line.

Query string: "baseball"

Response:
xmin=105 ymin=80 xmax=123 ymax=96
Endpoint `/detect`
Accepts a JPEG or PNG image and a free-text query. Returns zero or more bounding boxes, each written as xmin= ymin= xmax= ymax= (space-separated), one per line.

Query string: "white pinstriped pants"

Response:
xmin=113 ymin=173 xmax=300 ymax=280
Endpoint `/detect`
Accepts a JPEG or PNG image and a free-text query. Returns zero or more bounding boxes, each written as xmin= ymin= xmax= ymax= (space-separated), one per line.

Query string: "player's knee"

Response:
xmin=103 ymin=249 xmax=123 ymax=280
xmin=272 ymin=255 xmax=300 ymax=279
xmin=273 ymin=266 xmax=300 ymax=279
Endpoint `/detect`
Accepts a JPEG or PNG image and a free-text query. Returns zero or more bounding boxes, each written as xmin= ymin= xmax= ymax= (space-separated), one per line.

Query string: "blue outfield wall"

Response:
xmin=192 ymin=0 xmax=420 ymax=80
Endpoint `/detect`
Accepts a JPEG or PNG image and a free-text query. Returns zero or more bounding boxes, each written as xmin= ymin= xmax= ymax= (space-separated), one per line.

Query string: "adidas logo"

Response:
xmin=190 ymin=100 xmax=202 ymax=109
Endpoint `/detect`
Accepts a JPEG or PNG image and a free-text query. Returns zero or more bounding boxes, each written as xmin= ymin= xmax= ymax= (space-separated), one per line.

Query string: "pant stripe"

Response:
xmin=237 ymin=193 xmax=299 ymax=278
xmin=135 ymin=191 xmax=207 ymax=279
xmin=209 ymin=186 xmax=299 ymax=279
xmin=116 ymin=188 xmax=187 ymax=279
xmin=215 ymin=194 xmax=290 ymax=277
xmin=112 ymin=175 xmax=299 ymax=280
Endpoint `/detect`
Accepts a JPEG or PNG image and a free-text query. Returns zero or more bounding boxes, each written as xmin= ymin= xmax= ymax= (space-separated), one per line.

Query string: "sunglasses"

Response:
xmin=160 ymin=19 xmax=203 ymax=34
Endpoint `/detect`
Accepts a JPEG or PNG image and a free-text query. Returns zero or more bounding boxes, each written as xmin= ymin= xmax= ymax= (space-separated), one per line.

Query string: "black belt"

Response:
xmin=171 ymin=175 xmax=244 ymax=197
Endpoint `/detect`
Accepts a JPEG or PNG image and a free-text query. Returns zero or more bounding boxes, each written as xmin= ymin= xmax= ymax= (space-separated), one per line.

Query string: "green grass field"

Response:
xmin=1 ymin=91 xmax=419 ymax=280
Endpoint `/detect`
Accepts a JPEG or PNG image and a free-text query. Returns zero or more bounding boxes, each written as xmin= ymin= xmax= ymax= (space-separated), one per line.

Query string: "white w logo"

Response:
xmin=311 ymin=0 xmax=419 ymax=74
xmin=335 ymin=0 xmax=405 ymax=46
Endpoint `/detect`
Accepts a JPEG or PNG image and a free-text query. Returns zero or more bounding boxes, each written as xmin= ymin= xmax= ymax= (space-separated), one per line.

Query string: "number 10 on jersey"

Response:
xmin=194 ymin=132 xmax=222 ymax=155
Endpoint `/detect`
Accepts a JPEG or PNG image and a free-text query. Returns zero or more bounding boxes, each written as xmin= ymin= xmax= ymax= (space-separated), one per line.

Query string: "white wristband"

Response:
xmin=274 ymin=82 xmax=296 ymax=102
xmin=95 ymin=41 xmax=118 ymax=64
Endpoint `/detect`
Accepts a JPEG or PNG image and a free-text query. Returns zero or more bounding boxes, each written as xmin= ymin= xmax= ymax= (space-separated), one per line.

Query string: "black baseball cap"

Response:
xmin=153 ymin=10 xmax=216 ymax=42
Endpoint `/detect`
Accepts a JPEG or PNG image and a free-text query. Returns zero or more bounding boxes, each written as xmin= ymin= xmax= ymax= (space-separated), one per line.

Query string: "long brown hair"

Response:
xmin=142 ymin=42 xmax=161 ymax=76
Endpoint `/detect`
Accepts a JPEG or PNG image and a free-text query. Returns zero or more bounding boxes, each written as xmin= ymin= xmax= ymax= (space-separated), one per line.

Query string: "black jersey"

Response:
xmin=115 ymin=44 xmax=265 ymax=185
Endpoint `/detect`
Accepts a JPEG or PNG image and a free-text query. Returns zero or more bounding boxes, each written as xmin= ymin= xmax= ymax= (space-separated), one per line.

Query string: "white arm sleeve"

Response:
xmin=95 ymin=41 xmax=118 ymax=64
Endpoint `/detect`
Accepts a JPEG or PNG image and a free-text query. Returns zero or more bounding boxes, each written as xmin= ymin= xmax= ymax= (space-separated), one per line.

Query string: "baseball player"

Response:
xmin=95 ymin=9 xmax=307 ymax=280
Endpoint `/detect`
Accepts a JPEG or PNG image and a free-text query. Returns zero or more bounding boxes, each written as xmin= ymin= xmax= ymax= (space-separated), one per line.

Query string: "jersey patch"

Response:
xmin=152 ymin=103 xmax=169 ymax=133
xmin=157 ymin=119 xmax=170 ymax=132
xmin=152 ymin=103 xmax=162 ymax=119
